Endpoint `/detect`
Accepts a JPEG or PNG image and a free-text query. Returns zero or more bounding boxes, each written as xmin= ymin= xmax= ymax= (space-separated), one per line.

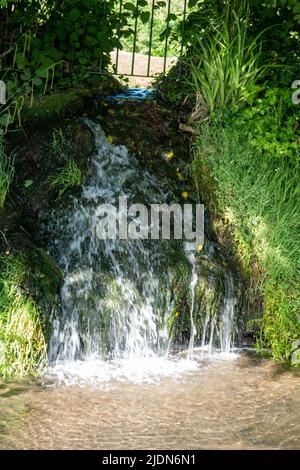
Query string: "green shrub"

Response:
xmin=230 ymin=87 xmax=300 ymax=161
xmin=0 ymin=254 xmax=47 ymax=377
xmin=181 ymin=0 xmax=300 ymax=88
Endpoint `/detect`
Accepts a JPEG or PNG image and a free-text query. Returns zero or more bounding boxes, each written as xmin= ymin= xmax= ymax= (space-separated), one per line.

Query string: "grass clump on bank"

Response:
xmin=192 ymin=122 xmax=300 ymax=361
xmin=48 ymin=157 xmax=82 ymax=196
xmin=48 ymin=129 xmax=82 ymax=196
xmin=0 ymin=254 xmax=47 ymax=377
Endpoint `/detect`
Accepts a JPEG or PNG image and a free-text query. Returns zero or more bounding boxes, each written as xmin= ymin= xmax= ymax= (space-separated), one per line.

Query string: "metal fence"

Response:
xmin=112 ymin=0 xmax=187 ymax=78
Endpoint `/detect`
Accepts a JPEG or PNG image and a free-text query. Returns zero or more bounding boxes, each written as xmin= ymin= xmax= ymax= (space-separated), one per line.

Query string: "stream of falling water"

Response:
xmin=46 ymin=121 xmax=236 ymax=386
xmin=187 ymin=252 xmax=197 ymax=359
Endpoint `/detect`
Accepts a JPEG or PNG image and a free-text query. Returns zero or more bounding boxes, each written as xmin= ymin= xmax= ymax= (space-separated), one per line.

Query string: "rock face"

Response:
xmin=0 ymin=85 xmax=254 ymax=372
xmin=292 ymin=339 xmax=300 ymax=365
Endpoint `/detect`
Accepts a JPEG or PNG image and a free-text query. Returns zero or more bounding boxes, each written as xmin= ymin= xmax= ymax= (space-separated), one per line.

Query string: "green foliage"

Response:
xmin=0 ymin=254 xmax=47 ymax=377
xmin=192 ymin=122 xmax=300 ymax=361
xmin=0 ymin=132 xmax=14 ymax=207
xmin=48 ymin=157 xmax=82 ymax=196
xmin=157 ymin=1 xmax=270 ymax=110
xmin=0 ymin=1 xmax=119 ymax=82
xmin=187 ymin=5 xmax=267 ymax=113
xmin=230 ymin=87 xmax=300 ymax=160
xmin=180 ymin=0 xmax=249 ymax=46
xmin=48 ymin=129 xmax=82 ymax=196
xmin=158 ymin=0 xmax=300 ymax=107
xmin=248 ymin=0 xmax=300 ymax=85
xmin=181 ymin=0 xmax=300 ymax=87
xmin=0 ymin=0 xmax=136 ymax=132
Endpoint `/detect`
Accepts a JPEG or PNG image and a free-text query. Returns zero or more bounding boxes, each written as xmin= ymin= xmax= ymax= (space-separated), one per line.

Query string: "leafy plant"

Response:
xmin=187 ymin=7 xmax=267 ymax=113
xmin=180 ymin=0 xmax=300 ymax=88
xmin=231 ymin=87 xmax=300 ymax=160
xmin=0 ymin=132 xmax=14 ymax=207
xmin=248 ymin=0 xmax=300 ymax=85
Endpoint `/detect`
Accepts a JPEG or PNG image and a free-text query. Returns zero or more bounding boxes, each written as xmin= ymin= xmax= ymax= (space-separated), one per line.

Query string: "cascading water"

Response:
xmin=220 ymin=272 xmax=236 ymax=354
xmin=47 ymin=120 xmax=237 ymax=384
xmin=49 ymin=122 xmax=171 ymax=359
xmin=187 ymin=251 xmax=198 ymax=359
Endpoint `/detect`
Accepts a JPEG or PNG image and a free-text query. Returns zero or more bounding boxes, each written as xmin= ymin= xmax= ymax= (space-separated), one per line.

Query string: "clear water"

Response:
xmin=103 ymin=87 xmax=155 ymax=101
xmin=1 ymin=354 xmax=300 ymax=450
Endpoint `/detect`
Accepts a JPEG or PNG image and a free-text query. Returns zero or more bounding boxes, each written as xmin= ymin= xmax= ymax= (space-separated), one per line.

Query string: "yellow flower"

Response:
xmin=166 ymin=150 xmax=174 ymax=160
xmin=181 ymin=191 xmax=188 ymax=200
xmin=108 ymin=108 xmax=116 ymax=115
xmin=174 ymin=311 xmax=180 ymax=318
xmin=176 ymin=170 xmax=184 ymax=181
xmin=107 ymin=135 xmax=114 ymax=144
xmin=197 ymin=244 xmax=203 ymax=252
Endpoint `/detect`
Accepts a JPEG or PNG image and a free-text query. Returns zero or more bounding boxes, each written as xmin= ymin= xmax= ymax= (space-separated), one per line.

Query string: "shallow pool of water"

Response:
xmin=0 ymin=352 xmax=299 ymax=450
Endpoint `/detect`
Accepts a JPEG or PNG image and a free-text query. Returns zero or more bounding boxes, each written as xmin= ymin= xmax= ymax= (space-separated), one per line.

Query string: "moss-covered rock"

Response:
xmin=21 ymin=77 xmax=122 ymax=128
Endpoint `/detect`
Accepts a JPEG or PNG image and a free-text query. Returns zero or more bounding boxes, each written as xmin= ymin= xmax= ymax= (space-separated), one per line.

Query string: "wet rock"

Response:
xmin=291 ymin=339 xmax=300 ymax=365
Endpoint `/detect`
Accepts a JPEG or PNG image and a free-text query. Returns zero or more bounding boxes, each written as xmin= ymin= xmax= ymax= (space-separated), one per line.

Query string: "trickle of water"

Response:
xmin=197 ymin=266 xmax=236 ymax=356
xmin=187 ymin=251 xmax=197 ymax=358
xmin=220 ymin=273 xmax=236 ymax=354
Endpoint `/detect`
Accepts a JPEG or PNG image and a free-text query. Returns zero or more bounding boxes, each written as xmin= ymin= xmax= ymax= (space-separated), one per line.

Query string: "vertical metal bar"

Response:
xmin=180 ymin=0 xmax=187 ymax=56
xmin=99 ymin=1 xmax=106 ymax=71
xmin=163 ymin=0 xmax=171 ymax=75
xmin=147 ymin=0 xmax=155 ymax=77
xmin=115 ymin=0 xmax=123 ymax=74
xmin=131 ymin=0 xmax=139 ymax=76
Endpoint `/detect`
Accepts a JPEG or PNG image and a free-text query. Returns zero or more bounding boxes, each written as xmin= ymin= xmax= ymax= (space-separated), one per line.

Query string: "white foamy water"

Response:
xmin=46 ymin=356 xmax=202 ymax=388
xmin=46 ymin=121 xmax=237 ymax=385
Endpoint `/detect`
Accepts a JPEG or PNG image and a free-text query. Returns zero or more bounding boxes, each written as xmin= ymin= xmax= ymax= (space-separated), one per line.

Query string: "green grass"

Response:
xmin=48 ymin=129 xmax=82 ymax=196
xmin=48 ymin=157 xmax=82 ymax=196
xmin=0 ymin=254 xmax=47 ymax=377
xmin=0 ymin=134 xmax=14 ymax=208
xmin=192 ymin=123 xmax=300 ymax=361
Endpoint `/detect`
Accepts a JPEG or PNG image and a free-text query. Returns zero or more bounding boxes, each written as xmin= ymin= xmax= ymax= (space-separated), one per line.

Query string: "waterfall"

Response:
xmin=47 ymin=121 xmax=237 ymax=383
xmin=49 ymin=122 xmax=172 ymax=364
